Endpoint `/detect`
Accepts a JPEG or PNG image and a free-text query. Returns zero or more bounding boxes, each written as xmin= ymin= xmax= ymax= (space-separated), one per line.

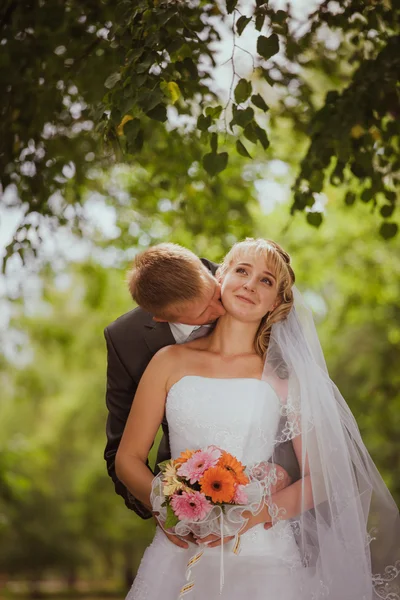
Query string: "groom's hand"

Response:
xmin=153 ymin=512 xmax=196 ymax=549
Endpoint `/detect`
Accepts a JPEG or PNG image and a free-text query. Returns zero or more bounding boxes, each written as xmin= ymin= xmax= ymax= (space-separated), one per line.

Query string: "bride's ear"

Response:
xmin=271 ymin=297 xmax=282 ymax=312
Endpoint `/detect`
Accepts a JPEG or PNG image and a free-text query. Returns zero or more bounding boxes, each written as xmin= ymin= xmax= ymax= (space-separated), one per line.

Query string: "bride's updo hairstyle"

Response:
xmin=217 ymin=238 xmax=295 ymax=358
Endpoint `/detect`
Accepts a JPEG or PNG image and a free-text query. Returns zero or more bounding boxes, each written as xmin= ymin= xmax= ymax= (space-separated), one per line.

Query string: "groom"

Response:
xmin=104 ymin=243 xmax=300 ymax=544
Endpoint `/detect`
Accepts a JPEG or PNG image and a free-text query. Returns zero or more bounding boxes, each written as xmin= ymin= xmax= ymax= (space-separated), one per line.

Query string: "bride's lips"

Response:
xmin=235 ymin=295 xmax=256 ymax=305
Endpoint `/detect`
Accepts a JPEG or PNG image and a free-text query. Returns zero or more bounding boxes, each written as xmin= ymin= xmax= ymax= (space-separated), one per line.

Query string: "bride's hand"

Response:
xmin=153 ymin=512 xmax=196 ymax=549
xmin=239 ymin=506 xmax=271 ymax=536
xmin=194 ymin=505 xmax=272 ymax=548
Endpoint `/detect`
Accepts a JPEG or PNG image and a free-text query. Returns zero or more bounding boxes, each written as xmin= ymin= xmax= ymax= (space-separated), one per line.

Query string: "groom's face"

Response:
xmin=155 ymin=274 xmax=226 ymax=325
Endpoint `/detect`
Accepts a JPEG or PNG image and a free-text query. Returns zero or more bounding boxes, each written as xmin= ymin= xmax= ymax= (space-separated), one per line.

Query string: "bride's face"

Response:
xmin=220 ymin=253 xmax=279 ymax=323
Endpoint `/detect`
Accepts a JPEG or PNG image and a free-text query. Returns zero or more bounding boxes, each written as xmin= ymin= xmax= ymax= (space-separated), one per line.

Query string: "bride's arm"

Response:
xmin=263 ymin=433 xmax=314 ymax=523
xmin=115 ymin=347 xmax=174 ymax=511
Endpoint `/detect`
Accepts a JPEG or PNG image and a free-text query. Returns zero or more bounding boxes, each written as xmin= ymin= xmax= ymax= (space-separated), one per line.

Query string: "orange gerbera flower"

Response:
xmin=218 ymin=451 xmax=249 ymax=486
xmin=175 ymin=449 xmax=196 ymax=466
xmin=200 ymin=466 xmax=236 ymax=503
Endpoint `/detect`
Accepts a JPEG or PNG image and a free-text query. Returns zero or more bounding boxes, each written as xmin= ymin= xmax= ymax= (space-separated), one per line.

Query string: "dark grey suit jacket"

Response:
xmin=104 ymin=259 xmax=218 ymax=518
xmin=104 ymin=258 xmax=300 ymax=519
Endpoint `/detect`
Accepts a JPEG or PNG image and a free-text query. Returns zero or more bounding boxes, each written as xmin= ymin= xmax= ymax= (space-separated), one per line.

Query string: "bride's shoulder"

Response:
xmin=151 ymin=343 xmax=188 ymax=365
xmin=150 ymin=343 xmax=199 ymax=377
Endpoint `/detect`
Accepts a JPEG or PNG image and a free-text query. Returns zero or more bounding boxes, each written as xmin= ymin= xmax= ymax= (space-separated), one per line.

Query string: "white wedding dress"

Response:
xmin=127 ymin=376 xmax=308 ymax=600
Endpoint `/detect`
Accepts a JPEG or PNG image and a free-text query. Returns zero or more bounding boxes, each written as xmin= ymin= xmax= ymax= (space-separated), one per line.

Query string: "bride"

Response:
xmin=116 ymin=238 xmax=400 ymax=600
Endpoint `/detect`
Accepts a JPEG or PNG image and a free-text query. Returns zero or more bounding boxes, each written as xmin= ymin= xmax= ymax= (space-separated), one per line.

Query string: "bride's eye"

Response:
xmin=236 ymin=267 xmax=247 ymax=275
xmin=262 ymin=277 xmax=273 ymax=286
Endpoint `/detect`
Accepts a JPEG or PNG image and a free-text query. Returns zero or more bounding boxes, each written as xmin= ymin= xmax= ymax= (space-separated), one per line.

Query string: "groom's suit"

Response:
xmin=104 ymin=258 xmax=300 ymax=519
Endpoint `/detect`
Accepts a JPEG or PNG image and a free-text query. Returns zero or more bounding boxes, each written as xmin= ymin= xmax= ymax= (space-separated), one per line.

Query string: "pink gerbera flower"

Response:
xmin=171 ymin=491 xmax=213 ymax=522
xmin=233 ymin=484 xmax=248 ymax=505
xmin=177 ymin=447 xmax=221 ymax=484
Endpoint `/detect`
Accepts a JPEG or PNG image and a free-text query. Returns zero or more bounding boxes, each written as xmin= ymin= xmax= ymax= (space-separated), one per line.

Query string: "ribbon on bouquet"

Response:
xmin=178 ymin=513 xmax=242 ymax=598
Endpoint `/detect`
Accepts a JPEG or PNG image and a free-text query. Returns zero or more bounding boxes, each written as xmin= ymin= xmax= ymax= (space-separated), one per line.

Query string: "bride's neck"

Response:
xmin=208 ymin=314 xmax=259 ymax=356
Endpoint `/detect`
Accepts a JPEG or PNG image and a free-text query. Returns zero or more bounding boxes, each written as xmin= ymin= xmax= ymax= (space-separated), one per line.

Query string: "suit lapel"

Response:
xmin=144 ymin=319 xmax=176 ymax=355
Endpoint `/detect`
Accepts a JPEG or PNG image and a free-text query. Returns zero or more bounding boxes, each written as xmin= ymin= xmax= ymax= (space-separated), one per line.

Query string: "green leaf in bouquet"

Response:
xmin=164 ymin=503 xmax=180 ymax=529
xmin=157 ymin=459 xmax=171 ymax=472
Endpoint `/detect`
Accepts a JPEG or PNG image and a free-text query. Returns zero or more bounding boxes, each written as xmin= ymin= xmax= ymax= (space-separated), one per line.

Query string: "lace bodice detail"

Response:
xmin=166 ymin=376 xmax=281 ymax=465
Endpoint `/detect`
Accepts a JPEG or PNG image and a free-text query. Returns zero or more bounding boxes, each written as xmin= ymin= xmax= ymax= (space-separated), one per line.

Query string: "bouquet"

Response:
xmin=151 ymin=445 xmax=265 ymax=540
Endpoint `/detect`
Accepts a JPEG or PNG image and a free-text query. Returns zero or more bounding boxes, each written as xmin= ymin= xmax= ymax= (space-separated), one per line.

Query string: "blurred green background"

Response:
xmin=1 ymin=191 xmax=399 ymax=598
xmin=1 ymin=0 xmax=399 ymax=598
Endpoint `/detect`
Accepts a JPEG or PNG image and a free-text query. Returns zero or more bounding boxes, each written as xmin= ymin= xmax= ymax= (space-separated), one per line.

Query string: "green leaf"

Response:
xmin=251 ymin=94 xmax=269 ymax=112
xmin=236 ymin=140 xmax=252 ymax=158
xmin=164 ymin=504 xmax=179 ymax=529
xmin=203 ymin=152 xmax=228 ymax=176
xmin=124 ymin=117 xmax=141 ymax=142
xmin=257 ymin=34 xmax=280 ymax=60
xmin=104 ymin=72 xmax=121 ymax=89
xmin=350 ymin=162 xmax=367 ymax=179
xmin=310 ymin=170 xmax=324 ymax=193
xmin=275 ymin=10 xmax=288 ymax=23
xmin=127 ymin=128 xmax=144 ymax=153
xmin=243 ymin=122 xmax=258 ymax=144
xmin=232 ymin=106 xmax=254 ymax=128
xmin=138 ymin=88 xmax=164 ymax=112
xmin=255 ymin=13 xmax=265 ymax=31
xmin=306 ymin=212 xmax=323 ymax=228
xmin=160 ymin=81 xmax=181 ymax=104
xmin=384 ymin=190 xmax=396 ymax=203
xmin=157 ymin=459 xmax=171 ymax=473
xmin=179 ymin=57 xmax=198 ymax=79
xmin=259 ymin=68 xmax=276 ymax=86
xmin=344 ymin=192 xmax=356 ymax=206
xmin=226 ymin=0 xmax=238 ymax=14
xmin=146 ymin=104 xmax=167 ymax=122
xmin=254 ymin=124 xmax=270 ymax=149
xmin=237 ymin=16 xmax=251 ymax=36
xmin=205 ymin=105 xmax=223 ymax=119
xmin=361 ymin=188 xmax=373 ymax=203
xmin=234 ymin=79 xmax=252 ymax=104
xmin=380 ymin=222 xmax=398 ymax=239
xmin=197 ymin=114 xmax=212 ymax=132
xmin=380 ymin=204 xmax=395 ymax=218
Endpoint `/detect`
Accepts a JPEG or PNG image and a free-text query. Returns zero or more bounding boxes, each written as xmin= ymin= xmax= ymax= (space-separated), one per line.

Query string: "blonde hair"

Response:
xmin=127 ymin=243 xmax=209 ymax=318
xmin=217 ymin=238 xmax=295 ymax=358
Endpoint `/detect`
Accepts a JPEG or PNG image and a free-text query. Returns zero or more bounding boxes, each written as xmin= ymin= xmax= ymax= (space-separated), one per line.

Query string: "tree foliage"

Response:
xmin=1 ymin=0 xmax=399 ymax=267
xmin=0 ymin=265 xmax=154 ymax=590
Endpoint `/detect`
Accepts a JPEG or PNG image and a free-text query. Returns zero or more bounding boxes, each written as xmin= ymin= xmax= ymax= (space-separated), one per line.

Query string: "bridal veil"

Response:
xmin=254 ymin=286 xmax=400 ymax=600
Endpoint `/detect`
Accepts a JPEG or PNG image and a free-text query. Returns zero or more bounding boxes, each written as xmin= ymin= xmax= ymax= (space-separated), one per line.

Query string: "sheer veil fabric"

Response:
xmin=256 ymin=286 xmax=400 ymax=600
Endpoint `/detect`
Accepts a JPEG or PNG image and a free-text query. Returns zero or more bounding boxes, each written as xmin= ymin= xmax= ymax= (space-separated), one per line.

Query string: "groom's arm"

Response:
xmin=104 ymin=325 xmax=153 ymax=519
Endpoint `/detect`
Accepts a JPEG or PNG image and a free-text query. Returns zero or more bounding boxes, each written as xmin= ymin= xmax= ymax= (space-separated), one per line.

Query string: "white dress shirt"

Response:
xmin=168 ymin=322 xmax=201 ymax=344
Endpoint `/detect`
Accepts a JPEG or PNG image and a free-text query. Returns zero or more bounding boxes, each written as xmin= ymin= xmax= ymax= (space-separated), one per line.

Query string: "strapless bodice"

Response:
xmin=166 ymin=375 xmax=281 ymax=465
xmin=127 ymin=375 xmax=303 ymax=600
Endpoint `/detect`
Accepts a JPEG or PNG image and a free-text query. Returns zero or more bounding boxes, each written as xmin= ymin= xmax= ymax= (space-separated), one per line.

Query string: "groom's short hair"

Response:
xmin=127 ymin=243 xmax=210 ymax=318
